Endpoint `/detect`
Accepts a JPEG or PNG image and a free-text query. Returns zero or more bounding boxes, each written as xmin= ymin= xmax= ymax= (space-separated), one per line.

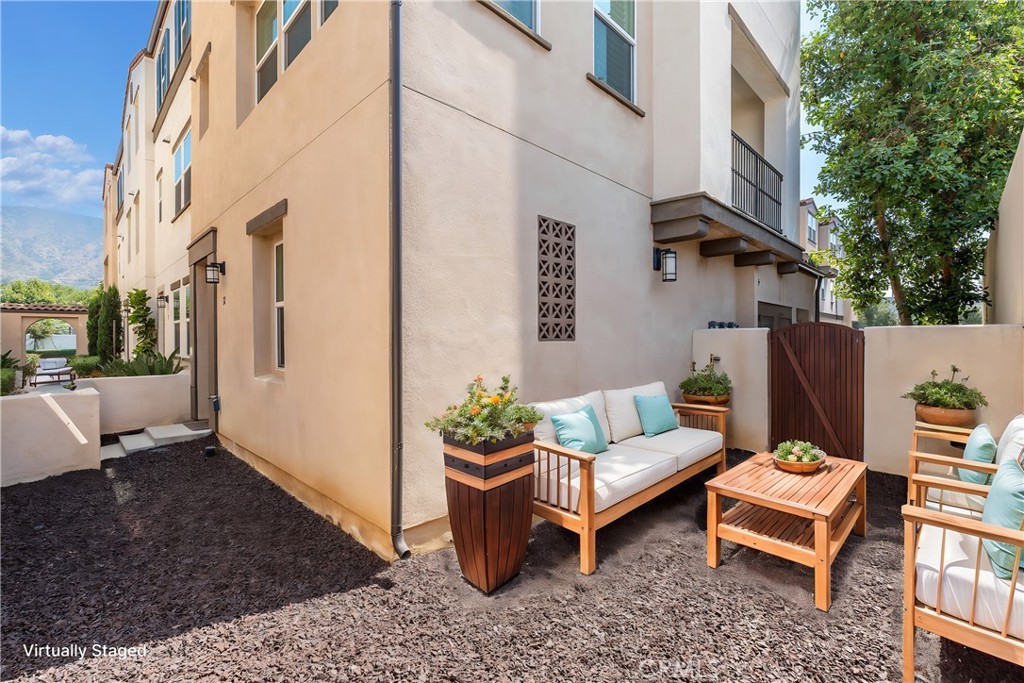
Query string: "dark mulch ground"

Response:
xmin=2 ymin=442 xmax=1020 ymax=682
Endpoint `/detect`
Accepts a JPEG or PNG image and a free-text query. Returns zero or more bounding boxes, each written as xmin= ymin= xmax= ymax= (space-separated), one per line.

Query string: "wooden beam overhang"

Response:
xmin=700 ymin=237 xmax=749 ymax=258
xmin=734 ymin=251 xmax=776 ymax=267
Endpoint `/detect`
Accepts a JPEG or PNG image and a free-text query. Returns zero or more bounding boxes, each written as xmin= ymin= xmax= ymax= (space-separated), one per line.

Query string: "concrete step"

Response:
xmin=118 ymin=432 xmax=157 ymax=455
xmin=144 ymin=423 xmax=213 ymax=447
xmin=100 ymin=443 xmax=127 ymax=460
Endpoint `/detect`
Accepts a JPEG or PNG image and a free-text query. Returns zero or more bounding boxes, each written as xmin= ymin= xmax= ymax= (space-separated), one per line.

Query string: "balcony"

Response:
xmin=731 ymin=131 xmax=782 ymax=233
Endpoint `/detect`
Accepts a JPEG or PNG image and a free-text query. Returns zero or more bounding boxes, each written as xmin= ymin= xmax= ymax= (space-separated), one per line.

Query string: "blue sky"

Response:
xmin=1 ymin=0 xmax=157 ymax=217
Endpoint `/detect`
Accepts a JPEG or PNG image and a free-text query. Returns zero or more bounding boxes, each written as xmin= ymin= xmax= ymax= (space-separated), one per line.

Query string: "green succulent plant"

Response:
xmin=679 ymin=362 xmax=733 ymax=397
xmin=901 ymin=365 xmax=988 ymax=410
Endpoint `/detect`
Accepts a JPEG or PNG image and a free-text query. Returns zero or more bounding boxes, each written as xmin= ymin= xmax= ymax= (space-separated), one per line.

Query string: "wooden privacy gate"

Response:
xmin=769 ymin=322 xmax=865 ymax=461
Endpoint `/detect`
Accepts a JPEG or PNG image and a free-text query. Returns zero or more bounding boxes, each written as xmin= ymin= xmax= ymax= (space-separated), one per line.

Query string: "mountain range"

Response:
xmin=0 ymin=205 xmax=104 ymax=289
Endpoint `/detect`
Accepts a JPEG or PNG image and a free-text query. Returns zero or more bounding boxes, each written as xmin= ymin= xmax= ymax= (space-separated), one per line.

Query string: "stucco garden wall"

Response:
xmin=693 ymin=328 xmax=769 ymax=453
xmin=1 ymin=388 xmax=101 ymax=486
xmin=77 ymin=371 xmax=190 ymax=434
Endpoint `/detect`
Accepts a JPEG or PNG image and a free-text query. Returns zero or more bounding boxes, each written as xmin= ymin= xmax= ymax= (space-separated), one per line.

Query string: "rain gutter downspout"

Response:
xmin=389 ymin=0 xmax=411 ymax=560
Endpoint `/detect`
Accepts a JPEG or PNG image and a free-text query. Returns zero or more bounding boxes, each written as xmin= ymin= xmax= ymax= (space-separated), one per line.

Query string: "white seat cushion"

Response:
xmin=924 ymin=489 xmax=986 ymax=516
xmin=621 ymin=427 xmax=723 ymax=471
xmin=38 ymin=358 xmax=66 ymax=371
xmin=995 ymin=414 xmax=1024 ymax=466
xmin=535 ymin=444 xmax=677 ymax=514
xmin=531 ymin=390 xmax=611 ymax=445
xmin=602 ymin=381 xmax=667 ymax=443
xmin=915 ymin=523 xmax=1024 ymax=639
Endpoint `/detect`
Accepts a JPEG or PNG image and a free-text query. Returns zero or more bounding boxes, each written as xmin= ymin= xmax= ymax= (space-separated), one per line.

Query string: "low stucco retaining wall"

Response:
xmin=77 ymin=371 xmax=190 ymax=434
xmin=1 ymin=388 xmax=101 ymax=486
xmin=691 ymin=324 xmax=1024 ymax=476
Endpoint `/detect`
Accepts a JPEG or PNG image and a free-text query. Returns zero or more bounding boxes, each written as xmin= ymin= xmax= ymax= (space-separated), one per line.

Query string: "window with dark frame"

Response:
xmin=174 ymin=129 xmax=192 ymax=214
xmin=274 ymin=241 xmax=285 ymax=368
xmin=537 ymin=216 xmax=576 ymax=342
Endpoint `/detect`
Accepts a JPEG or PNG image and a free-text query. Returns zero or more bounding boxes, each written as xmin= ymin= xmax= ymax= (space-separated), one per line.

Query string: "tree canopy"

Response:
xmin=803 ymin=0 xmax=1024 ymax=324
xmin=0 ymin=278 xmax=97 ymax=306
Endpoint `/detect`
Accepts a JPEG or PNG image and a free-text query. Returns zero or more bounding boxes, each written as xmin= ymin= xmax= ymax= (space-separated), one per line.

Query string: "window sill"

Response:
xmin=171 ymin=200 xmax=191 ymax=224
xmin=586 ymin=73 xmax=645 ymax=117
xmin=477 ymin=1 xmax=552 ymax=51
xmin=255 ymin=372 xmax=285 ymax=385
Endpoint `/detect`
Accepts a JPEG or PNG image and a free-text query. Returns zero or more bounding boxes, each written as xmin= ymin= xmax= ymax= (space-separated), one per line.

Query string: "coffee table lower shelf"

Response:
xmin=718 ymin=500 xmax=862 ymax=568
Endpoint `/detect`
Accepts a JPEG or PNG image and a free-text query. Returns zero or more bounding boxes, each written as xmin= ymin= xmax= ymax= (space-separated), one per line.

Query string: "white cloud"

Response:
xmin=0 ymin=127 xmax=103 ymax=212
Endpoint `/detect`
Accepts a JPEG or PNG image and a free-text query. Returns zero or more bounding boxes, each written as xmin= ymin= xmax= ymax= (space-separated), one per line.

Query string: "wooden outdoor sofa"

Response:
xmin=902 ymin=417 xmax=1024 ymax=681
xmin=529 ymin=381 xmax=728 ymax=574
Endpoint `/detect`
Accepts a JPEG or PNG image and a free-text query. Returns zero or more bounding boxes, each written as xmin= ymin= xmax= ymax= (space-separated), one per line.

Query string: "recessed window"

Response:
xmin=284 ymin=0 xmax=311 ymax=66
xmin=157 ymin=170 xmax=163 ymax=223
xmin=116 ymin=168 xmax=124 ymax=208
xmin=256 ymin=1 xmax=279 ymax=102
xmin=175 ymin=0 xmax=191 ymax=61
xmin=594 ymin=0 xmax=635 ymax=102
xmin=537 ymin=216 xmax=576 ymax=342
xmin=157 ymin=29 xmax=171 ymax=110
xmin=274 ymin=241 xmax=285 ymax=368
xmin=174 ymin=129 xmax=192 ymax=214
xmin=321 ymin=0 xmax=337 ymax=23
xmin=183 ymin=284 xmax=191 ymax=357
xmin=807 ymin=213 xmax=817 ymax=243
xmin=497 ymin=1 xmax=535 ymax=30
xmin=126 ymin=208 xmax=132 ymax=262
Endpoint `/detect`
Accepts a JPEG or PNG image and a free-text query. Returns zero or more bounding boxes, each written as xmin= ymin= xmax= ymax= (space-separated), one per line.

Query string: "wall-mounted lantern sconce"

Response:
xmin=205 ymin=261 xmax=226 ymax=285
xmin=652 ymin=247 xmax=677 ymax=283
xmin=156 ymin=294 xmax=169 ymax=309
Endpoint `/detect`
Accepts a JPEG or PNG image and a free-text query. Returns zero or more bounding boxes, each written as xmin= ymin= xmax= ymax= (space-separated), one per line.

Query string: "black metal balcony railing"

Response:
xmin=732 ymin=132 xmax=783 ymax=233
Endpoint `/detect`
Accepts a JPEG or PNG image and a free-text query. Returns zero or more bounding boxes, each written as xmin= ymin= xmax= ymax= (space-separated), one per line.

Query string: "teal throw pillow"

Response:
xmin=551 ymin=404 xmax=609 ymax=454
xmin=959 ymin=424 xmax=998 ymax=485
xmin=634 ymin=394 xmax=678 ymax=438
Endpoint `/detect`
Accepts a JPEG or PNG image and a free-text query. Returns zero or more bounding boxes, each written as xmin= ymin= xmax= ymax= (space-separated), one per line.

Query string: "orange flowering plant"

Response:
xmin=425 ymin=375 xmax=543 ymax=445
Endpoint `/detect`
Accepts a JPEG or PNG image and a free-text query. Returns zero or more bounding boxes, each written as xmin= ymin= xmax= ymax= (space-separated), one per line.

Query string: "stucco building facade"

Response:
xmin=106 ymin=0 xmax=818 ymax=560
xmin=986 ymin=127 xmax=1024 ymax=325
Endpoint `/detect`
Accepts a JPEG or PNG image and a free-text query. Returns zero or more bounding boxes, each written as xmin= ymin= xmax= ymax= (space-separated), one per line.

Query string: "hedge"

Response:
xmin=69 ymin=355 xmax=102 ymax=378
xmin=1 ymin=368 xmax=15 ymax=396
xmin=37 ymin=349 xmax=76 ymax=359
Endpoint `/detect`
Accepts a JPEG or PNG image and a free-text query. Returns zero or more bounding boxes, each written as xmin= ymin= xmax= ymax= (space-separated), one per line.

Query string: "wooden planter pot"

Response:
xmin=682 ymin=393 xmax=731 ymax=406
xmin=915 ymin=404 xmax=976 ymax=428
xmin=443 ymin=431 xmax=535 ymax=594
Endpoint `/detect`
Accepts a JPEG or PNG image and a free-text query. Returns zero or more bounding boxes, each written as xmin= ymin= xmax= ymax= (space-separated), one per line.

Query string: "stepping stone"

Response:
xmin=144 ymin=423 xmax=212 ymax=447
xmin=100 ymin=443 xmax=127 ymax=460
xmin=118 ymin=432 xmax=156 ymax=455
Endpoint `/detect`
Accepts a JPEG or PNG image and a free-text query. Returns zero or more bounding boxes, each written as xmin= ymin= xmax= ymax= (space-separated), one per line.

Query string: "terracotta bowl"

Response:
xmin=773 ymin=453 xmax=827 ymax=474
xmin=914 ymin=404 xmax=976 ymax=428
xmin=681 ymin=393 xmax=731 ymax=406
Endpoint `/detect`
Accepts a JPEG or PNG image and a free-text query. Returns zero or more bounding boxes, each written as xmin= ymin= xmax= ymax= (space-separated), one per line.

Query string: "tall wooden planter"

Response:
xmin=443 ymin=431 xmax=535 ymax=594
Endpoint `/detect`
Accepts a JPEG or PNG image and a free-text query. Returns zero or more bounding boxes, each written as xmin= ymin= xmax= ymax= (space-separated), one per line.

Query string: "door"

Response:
xmin=769 ymin=322 xmax=864 ymax=460
xmin=191 ymin=257 xmax=218 ymax=427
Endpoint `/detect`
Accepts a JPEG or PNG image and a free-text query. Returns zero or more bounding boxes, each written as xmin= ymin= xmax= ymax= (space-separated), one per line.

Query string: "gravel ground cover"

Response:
xmin=2 ymin=439 xmax=1019 ymax=682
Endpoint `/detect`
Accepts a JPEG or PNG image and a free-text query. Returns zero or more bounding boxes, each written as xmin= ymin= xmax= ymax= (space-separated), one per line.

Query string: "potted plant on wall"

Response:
xmin=679 ymin=362 xmax=733 ymax=405
xmin=902 ymin=365 xmax=988 ymax=427
xmin=425 ymin=375 xmax=543 ymax=594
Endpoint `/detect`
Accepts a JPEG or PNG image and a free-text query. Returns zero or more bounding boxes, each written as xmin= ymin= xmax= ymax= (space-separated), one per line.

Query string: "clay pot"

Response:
xmin=915 ymin=404 xmax=976 ymax=428
xmin=682 ymin=393 xmax=731 ymax=406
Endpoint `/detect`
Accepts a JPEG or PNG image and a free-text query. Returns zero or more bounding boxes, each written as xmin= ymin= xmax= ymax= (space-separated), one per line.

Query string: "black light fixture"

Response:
xmin=156 ymin=294 xmax=169 ymax=309
xmin=652 ymin=247 xmax=678 ymax=283
xmin=205 ymin=261 xmax=226 ymax=284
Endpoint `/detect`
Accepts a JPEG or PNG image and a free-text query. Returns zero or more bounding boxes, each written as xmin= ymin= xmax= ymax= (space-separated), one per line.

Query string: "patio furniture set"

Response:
xmin=29 ymin=358 xmax=75 ymax=387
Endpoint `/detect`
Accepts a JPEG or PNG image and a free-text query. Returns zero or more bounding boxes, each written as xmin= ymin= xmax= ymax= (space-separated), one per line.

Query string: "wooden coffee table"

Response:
xmin=705 ymin=453 xmax=867 ymax=611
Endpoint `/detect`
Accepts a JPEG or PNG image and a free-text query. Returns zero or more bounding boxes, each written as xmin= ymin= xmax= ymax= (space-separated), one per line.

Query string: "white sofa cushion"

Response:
xmin=603 ymin=381 xmax=668 ymax=443
xmin=38 ymin=358 xmax=67 ymax=371
xmin=535 ymin=444 xmax=677 ymax=514
xmin=995 ymin=414 xmax=1024 ymax=466
xmin=924 ymin=489 xmax=985 ymax=517
xmin=915 ymin=522 xmax=1024 ymax=639
xmin=531 ymin=390 xmax=610 ymax=445
xmin=621 ymin=427 xmax=723 ymax=471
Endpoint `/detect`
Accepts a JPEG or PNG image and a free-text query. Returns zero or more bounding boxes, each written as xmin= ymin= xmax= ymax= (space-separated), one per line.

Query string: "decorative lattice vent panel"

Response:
xmin=537 ymin=216 xmax=576 ymax=342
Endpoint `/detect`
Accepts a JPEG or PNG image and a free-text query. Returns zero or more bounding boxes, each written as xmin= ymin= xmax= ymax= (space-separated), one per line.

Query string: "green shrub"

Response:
xmin=21 ymin=353 xmax=40 ymax=380
xmin=100 ymin=350 xmax=183 ymax=377
xmin=1 ymin=368 xmax=15 ymax=396
xmin=97 ymin=285 xmax=123 ymax=363
xmin=86 ymin=290 xmax=101 ymax=356
xmin=126 ymin=288 xmax=156 ymax=355
xmin=0 ymin=350 xmax=19 ymax=369
xmin=902 ymin=365 xmax=989 ymax=410
xmin=69 ymin=355 xmax=102 ymax=378
xmin=679 ymin=362 xmax=733 ymax=397
xmin=37 ymin=349 xmax=76 ymax=359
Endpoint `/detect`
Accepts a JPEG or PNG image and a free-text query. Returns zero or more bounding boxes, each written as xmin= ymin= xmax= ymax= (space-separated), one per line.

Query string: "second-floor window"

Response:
xmin=283 ymin=0 xmax=312 ymax=67
xmin=594 ymin=0 xmax=635 ymax=101
xmin=175 ymin=0 xmax=191 ymax=61
xmin=497 ymin=1 xmax=536 ymax=30
xmin=830 ymin=232 xmax=839 ymax=255
xmin=116 ymin=169 xmax=124 ymax=208
xmin=156 ymin=170 xmax=164 ymax=223
xmin=256 ymin=1 xmax=279 ymax=102
xmin=157 ymin=29 xmax=171 ymax=110
xmin=807 ymin=213 xmax=817 ymax=243
xmin=174 ymin=129 xmax=192 ymax=215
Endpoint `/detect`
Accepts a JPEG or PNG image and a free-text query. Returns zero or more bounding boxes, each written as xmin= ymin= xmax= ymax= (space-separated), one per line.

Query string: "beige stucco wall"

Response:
xmin=190 ymin=0 xmax=393 ymax=558
xmin=77 ymin=372 xmax=190 ymax=434
xmin=1 ymin=388 xmax=101 ymax=486
xmin=864 ymin=325 xmax=1023 ymax=475
xmin=399 ymin=0 xmax=800 ymax=531
xmin=987 ymin=128 xmax=1024 ymax=325
xmin=702 ymin=325 xmax=1024 ymax=476
xmin=0 ymin=312 xmax=88 ymax=361
xmin=692 ymin=328 xmax=769 ymax=452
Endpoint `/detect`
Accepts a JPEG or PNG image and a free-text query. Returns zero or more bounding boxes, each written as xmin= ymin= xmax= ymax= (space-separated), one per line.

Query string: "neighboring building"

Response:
xmin=985 ymin=127 xmax=1024 ymax=324
xmin=102 ymin=1 xmax=193 ymax=359
xmin=101 ymin=164 xmax=118 ymax=288
xmin=798 ymin=198 xmax=854 ymax=326
xmin=105 ymin=0 xmax=817 ymax=560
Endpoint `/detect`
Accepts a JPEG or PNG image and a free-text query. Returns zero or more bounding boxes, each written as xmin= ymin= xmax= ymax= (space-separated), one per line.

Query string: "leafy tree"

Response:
xmin=0 ymin=278 xmax=94 ymax=305
xmin=86 ymin=289 xmax=101 ymax=356
xmin=126 ymin=288 xmax=157 ymax=356
xmin=803 ymin=0 xmax=1024 ymax=325
xmin=856 ymin=300 xmax=899 ymax=327
xmin=96 ymin=286 xmax=123 ymax=363
xmin=25 ymin=319 xmax=71 ymax=350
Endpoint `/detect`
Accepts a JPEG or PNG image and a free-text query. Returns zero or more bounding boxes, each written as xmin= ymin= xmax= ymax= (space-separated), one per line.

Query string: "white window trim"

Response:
xmin=594 ymin=2 xmax=637 ymax=103
xmin=255 ymin=0 xmax=279 ymax=104
xmin=283 ymin=0 xmax=311 ymax=67
xmin=273 ymin=240 xmax=285 ymax=370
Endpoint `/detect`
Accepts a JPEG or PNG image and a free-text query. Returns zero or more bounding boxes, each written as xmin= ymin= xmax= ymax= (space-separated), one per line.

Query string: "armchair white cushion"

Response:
xmin=531 ymin=390 xmax=611 ymax=445
xmin=995 ymin=414 xmax=1024 ymax=466
xmin=602 ymin=381 xmax=667 ymax=443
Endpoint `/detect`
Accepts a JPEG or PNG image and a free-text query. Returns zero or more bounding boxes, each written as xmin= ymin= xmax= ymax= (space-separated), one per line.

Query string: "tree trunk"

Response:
xmin=874 ymin=205 xmax=913 ymax=325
